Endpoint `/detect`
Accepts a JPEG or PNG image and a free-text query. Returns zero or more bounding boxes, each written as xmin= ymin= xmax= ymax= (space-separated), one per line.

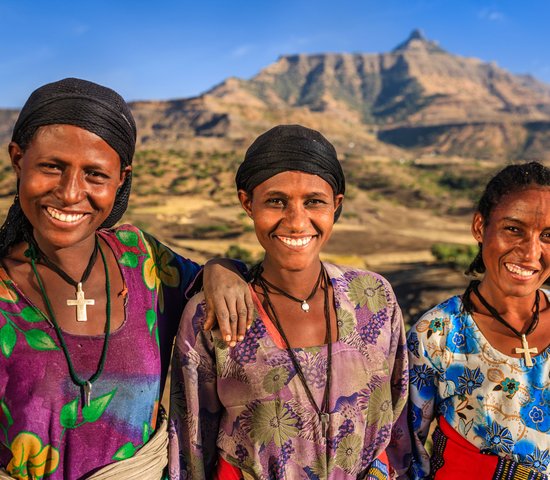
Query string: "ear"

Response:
xmin=471 ymin=211 xmax=485 ymax=243
xmin=119 ymin=165 xmax=132 ymax=188
xmin=8 ymin=142 xmax=24 ymax=178
xmin=333 ymin=194 xmax=344 ymax=212
xmin=238 ymin=190 xmax=253 ymax=218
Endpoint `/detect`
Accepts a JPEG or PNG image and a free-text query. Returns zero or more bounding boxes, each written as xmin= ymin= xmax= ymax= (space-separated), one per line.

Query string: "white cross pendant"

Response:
xmin=515 ymin=334 xmax=538 ymax=367
xmin=67 ymin=282 xmax=95 ymax=322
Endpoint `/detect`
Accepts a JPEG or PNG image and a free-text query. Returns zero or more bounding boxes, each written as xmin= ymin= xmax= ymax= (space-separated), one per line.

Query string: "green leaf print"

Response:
xmin=60 ymin=397 xmax=79 ymax=428
xmin=112 ymin=441 xmax=137 ymax=461
xmin=0 ymin=323 xmax=16 ymax=358
xmin=145 ymin=309 xmax=156 ymax=335
xmin=119 ymin=251 xmax=139 ymax=268
xmin=142 ymin=422 xmax=150 ymax=444
xmin=0 ymin=399 xmax=13 ymax=428
xmin=24 ymin=329 xmax=58 ymax=351
xmin=116 ymin=230 xmax=139 ymax=248
xmin=82 ymin=389 xmax=116 ymax=423
xmin=154 ymin=325 xmax=160 ymax=348
xmin=19 ymin=306 xmax=45 ymax=323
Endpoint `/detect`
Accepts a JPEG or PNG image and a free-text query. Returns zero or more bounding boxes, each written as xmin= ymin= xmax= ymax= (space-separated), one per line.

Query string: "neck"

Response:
xmin=260 ymin=257 xmax=322 ymax=299
xmin=476 ymin=279 xmax=539 ymax=322
xmin=32 ymin=231 xmax=98 ymax=277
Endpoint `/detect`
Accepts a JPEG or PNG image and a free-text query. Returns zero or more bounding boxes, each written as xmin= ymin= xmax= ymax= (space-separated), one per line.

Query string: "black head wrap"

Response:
xmin=235 ymin=124 xmax=345 ymax=220
xmin=0 ymin=78 xmax=137 ymax=256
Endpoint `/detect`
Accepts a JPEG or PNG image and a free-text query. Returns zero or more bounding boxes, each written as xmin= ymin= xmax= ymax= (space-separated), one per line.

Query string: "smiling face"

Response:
xmin=238 ymin=170 xmax=343 ymax=274
xmin=10 ymin=124 xmax=130 ymax=252
xmin=472 ymin=186 xmax=550 ymax=299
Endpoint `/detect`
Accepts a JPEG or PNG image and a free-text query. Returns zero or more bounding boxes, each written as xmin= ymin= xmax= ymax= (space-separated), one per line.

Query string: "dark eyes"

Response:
xmin=265 ymin=198 xmax=327 ymax=207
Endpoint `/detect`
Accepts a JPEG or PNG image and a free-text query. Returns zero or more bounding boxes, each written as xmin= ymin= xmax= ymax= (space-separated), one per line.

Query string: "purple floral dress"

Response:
xmin=0 ymin=224 xmax=200 ymax=479
xmin=169 ymin=263 xmax=409 ymax=480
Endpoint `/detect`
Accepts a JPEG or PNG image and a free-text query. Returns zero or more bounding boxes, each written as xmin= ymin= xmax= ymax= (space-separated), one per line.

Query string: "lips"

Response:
xmin=277 ymin=235 xmax=313 ymax=247
xmin=504 ymin=262 xmax=538 ymax=278
xmin=45 ymin=206 xmax=86 ymax=223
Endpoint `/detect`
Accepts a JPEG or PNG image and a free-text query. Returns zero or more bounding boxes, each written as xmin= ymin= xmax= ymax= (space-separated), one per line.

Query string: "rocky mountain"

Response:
xmin=2 ymin=30 xmax=550 ymax=160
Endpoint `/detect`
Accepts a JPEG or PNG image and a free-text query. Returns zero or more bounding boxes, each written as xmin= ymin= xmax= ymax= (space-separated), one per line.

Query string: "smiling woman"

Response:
xmin=402 ymin=162 xmax=550 ymax=479
xmin=169 ymin=125 xmax=410 ymax=479
xmin=0 ymin=78 xmax=251 ymax=480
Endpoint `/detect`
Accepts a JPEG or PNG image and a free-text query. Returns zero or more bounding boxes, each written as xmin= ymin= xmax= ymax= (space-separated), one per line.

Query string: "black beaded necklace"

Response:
xmin=26 ymin=237 xmax=111 ymax=406
xmin=28 ymin=235 xmax=99 ymax=322
xmin=259 ymin=266 xmax=323 ymax=313
xmin=471 ymin=280 xmax=540 ymax=367
xmin=256 ymin=263 xmax=333 ymax=439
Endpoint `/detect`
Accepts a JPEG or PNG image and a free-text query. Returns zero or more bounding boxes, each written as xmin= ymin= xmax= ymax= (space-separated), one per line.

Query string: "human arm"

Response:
xmin=168 ymin=294 xmax=223 ymax=479
xmin=201 ymin=258 xmax=254 ymax=346
xmin=383 ymin=285 xmax=412 ymax=479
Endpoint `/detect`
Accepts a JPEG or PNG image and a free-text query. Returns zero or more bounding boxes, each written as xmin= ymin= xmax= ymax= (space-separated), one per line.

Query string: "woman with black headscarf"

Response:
xmin=0 ymin=78 xmax=251 ymax=479
xmin=170 ymin=125 xmax=410 ymax=479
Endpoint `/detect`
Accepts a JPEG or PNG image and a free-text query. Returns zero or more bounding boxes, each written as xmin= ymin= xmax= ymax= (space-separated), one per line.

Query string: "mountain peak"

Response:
xmin=392 ymin=29 xmax=445 ymax=54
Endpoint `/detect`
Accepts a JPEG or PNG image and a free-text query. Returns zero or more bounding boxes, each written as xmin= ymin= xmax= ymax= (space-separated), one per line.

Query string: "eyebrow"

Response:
xmin=263 ymin=190 xmax=331 ymax=197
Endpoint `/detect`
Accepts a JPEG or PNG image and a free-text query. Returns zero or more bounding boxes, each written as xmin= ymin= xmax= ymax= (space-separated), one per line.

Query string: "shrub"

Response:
xmin=225 ymin=245 xmax=256 ymax=266
xmin=431 ymin=243 xmax=478 ymax=271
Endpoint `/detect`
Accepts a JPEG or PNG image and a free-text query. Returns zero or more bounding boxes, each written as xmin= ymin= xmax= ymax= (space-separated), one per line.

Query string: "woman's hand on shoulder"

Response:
xmin=202 ymin=258 xmax=254 ymax=346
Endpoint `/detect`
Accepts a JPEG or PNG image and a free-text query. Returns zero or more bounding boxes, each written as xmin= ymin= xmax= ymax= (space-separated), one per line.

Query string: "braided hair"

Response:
xmin=462 ymin=161 xmax=550 ymax=312
xmin=0 ymin=78 xmax=136 ymax=258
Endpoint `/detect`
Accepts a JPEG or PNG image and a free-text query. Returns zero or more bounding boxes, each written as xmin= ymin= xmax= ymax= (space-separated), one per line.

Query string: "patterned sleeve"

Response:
xmin=406 ymin=311 xmax=441 ymax=479
xmin=139 ymin=230 xmax=201 ymax=391
xmin=383 ymin=280 xmax=412 ymax=478
xmin=168 ymin=292 xmax=222 ymax=480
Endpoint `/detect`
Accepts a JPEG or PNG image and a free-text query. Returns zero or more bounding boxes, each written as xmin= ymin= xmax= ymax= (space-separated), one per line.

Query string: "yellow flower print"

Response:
xmin=6 ymin=432 xmax=59 ymax=479
xmin=0 ymin=280 xmax=18 ymax=303
xmin=347 ymin=275 xmax=387 ymax=313
xmin=142 ymin=233 xmax=180 ymax=312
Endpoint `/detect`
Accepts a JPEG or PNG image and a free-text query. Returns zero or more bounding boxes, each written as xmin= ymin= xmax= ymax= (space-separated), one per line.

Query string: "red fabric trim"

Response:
xmin=215 ymin=456 xmax=243 ymax=480
xmin=250 ymin=287 xmax=287 ymax=348
xmin=433 ymin=416 xmax=498 ymax=480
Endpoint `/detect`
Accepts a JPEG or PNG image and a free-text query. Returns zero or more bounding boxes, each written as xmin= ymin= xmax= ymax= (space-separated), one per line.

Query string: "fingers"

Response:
xmin=235 ymin=297 xmax=248 ymax=341
xmin=245 ymin=288 xmax=255 ymax=331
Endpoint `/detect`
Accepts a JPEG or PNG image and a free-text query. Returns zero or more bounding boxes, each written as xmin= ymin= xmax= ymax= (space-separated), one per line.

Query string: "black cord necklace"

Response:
xmin=259 ymin=265 xmax=323 ymax=313
xmin=26 ymin=237 xmax=111 ymax=406
xmin=28 ymin=236 xmax=99 ymax=322
xmin=256 ymin=264 xmax=333 ymax=440
xmin=471 ymin=281 xmax=540 ymax=367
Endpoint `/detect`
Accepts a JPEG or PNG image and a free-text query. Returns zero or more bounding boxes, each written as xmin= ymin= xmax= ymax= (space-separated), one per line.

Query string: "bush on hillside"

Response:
xmin=431 ymin=242 xmax=478 ymax=271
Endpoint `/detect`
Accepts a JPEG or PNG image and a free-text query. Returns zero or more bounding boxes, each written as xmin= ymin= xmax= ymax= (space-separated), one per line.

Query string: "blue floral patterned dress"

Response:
xmin=406 ymin=294 xmax=550 ymax=478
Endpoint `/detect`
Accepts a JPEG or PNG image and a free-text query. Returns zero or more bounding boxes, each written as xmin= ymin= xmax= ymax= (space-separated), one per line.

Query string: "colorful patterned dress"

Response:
xmin=406 ymin=294 xmax=550 ymax=479
xmin=0 ymin=224 xmax=200 ymax=479
xmin=169 ymin=263 xmax=409 ymax=480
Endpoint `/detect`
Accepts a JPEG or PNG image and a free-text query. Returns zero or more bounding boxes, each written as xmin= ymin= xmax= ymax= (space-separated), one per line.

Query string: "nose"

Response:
xmin=519 ymin=234 xmax=542 ymax=261
xmin=54 ymin=170 xmax=86 ymax=205
xmin=284 ymin=202 xmax=309 ymax=231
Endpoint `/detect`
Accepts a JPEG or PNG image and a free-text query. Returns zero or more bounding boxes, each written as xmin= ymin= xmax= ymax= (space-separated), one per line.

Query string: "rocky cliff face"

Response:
xmin=2 ymin=30 xmax=550 ymax=160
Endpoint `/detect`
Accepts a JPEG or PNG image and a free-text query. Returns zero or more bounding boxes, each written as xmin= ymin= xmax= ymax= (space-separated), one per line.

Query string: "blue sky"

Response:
xmin=1 ymin=0 xmax=548 ymax=108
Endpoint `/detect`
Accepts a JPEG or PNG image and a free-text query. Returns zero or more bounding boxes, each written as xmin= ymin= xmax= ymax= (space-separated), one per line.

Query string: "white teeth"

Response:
xmin=46 ymin=207 xmax=84 ymax=223
xmin=505 ymin=263 xmax=536 ymax=277
xmin=278 ymin=236 xmax=312 ymax=247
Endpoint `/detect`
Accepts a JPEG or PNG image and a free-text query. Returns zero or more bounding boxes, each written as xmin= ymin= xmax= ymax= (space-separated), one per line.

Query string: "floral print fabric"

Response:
xmin=0 ymin=225 xmax=200 ymax=479
xmin=406 ymin=294 xmax=550 ymax=478
xmin=169 ymin=263 xmax=409 ymax=479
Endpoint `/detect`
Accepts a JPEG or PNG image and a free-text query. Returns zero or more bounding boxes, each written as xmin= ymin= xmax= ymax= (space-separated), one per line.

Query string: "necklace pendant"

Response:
xmin=516 ymin=334 xmax=538 ymax=367
xmin=83 ymin=381 xmax=92 ymax=407
xmin=67 ymin=282 xmax=95 ymax=322
xmin=301 ymin=301 xmax=310 ymax=313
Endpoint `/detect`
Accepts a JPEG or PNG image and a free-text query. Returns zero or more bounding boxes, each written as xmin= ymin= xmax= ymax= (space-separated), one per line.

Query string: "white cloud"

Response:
xmin=478 ymin=8 xmax=504 ymax=22
xmin=231 ymin=44 xmax=254 ymax=58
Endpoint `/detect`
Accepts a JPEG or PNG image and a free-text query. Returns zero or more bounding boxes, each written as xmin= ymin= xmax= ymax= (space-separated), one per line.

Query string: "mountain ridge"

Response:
xmin=1 ymin=30 xmax=550 ymax=160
